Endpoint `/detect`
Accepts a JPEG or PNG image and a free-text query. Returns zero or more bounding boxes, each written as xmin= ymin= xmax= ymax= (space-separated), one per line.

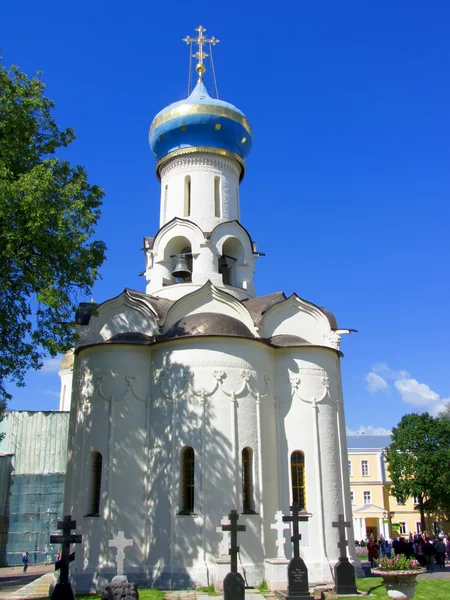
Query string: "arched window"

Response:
xmin=184 ymin=176 xmax=191 ymax=217
xmin=214 ymin=176 xmax=221 ymax=217
xmin=86 ymin=451 xmax=102 ymax=516
xmin=242 ymin=447 xmax=255 ymax=513
xmin=180 ymin=447 xmax=195 ymax=514
xmin=291 ymin=451 xmax=305 ymax=510
xmin=236 ymin=187 xmax=240 ymax=220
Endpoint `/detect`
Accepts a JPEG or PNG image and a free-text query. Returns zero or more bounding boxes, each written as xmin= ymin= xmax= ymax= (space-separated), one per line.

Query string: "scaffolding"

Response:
xmin=0 ymin=411 xmax=70 ymax=565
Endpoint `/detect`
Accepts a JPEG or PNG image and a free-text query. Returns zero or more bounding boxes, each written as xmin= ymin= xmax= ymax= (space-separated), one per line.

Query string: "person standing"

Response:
xmin=435 ymin=538 xmax=446 ymax=569
xmin=22 ymin=552 xmax=29 ymax=573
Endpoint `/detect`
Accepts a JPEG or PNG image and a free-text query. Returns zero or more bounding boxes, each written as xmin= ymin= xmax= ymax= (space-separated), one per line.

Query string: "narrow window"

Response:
xmin=399 ymin=522 xmax=407 ymax=535
xmin=350 ymin=491 xmax=355 ymax=505
xmin=87 ymin=451 xmax=102 ymax=516
xmin=348 ymin=460 xmax=353 ymax=477
xmin=361 ymin=460 xmax=369 ymax=476
xmin=163 ymin=184 xmax=168 ymax=221
xmin=180 ymin=447 xmax=195 ymax=514
xmin=214 ymin=176 xmax=221 ymax=217
xmin=363 ymin=490 xmax=371 ymax=505
xmin=291 ymin=451 xmax=305 ymax=510
xmin=236 ymin=187 xmax=240 ymax=220
xmin=242 ymin=447 xmax=255 ymax=513
xmin=184 ymin=176 xmax=191 ymax=217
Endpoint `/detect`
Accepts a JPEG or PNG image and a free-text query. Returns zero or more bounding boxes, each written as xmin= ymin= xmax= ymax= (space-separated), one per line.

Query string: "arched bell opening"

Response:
xmin=219 ymin=237 xmax=245 ymax=288
xmin=163 ymin=235 xmax=193 ymax=284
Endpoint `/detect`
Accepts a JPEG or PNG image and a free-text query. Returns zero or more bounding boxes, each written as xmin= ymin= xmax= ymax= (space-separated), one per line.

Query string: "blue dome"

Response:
xmin=149 ymin=81 xmax=252 ymax=165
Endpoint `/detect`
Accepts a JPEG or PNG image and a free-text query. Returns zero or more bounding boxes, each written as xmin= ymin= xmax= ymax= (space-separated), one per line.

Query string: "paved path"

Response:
xmin=0 ymin=565 xmax=54 ymax=599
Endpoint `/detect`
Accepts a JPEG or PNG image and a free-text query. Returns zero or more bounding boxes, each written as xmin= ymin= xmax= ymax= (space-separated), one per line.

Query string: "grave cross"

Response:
xmin=216 ymin=516 xmax=231 ymax=557
xmin=271 ymin=510 xmax=289 ymax=559
xmin=109 ymin=531 xmax=134 ymax=576
xmin=332 ymin=514 xmax=352 ymax=559
xmin=50 ymin=515 xmax=82 ymax=585
xmin=283 ymin=503 xmax=309 ymax=559
xmin=222 ymin=509 xmax=246 ymax=573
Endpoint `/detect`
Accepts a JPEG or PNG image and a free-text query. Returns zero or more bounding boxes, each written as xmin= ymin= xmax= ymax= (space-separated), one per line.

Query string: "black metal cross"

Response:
xmin=50 ymin=515 xmax=82 ymax=584
xmin=222 ymin=509 xmax=246 ymax=573
xmin=283 ymin=502 xmax=310 ymax=559
xmin=332 ymin=514 xmax=352 ymax=560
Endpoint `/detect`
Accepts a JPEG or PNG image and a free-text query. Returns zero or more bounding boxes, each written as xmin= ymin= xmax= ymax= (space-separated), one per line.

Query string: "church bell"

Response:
xmin=172 ymin=255 xmax=191 ymax=280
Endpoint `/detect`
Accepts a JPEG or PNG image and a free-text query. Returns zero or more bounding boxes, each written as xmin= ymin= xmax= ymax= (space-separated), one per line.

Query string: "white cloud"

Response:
xmin=347 ymin=426 xmax=392 ymax=436
xmin=41 ymin=356 xmax=62 ymax=374
xmin=366 ymin=372 xmax=389 ymax=393
xmin=366 ymin=363 xmax=449 ymax=417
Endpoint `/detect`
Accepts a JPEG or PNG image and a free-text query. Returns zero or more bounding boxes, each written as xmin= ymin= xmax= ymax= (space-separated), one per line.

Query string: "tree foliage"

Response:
xmin=0 ymin=60 xmax=106 ymax=404
xmin=385 ymin=412 xmax=450 ymax=529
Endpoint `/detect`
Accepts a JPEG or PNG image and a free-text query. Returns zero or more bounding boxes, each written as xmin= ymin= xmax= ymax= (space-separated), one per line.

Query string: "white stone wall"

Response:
xmin=159 ymin=155 xmax=241 ymax=230
xmin=65 ymin=334 xmax=354 ymax=592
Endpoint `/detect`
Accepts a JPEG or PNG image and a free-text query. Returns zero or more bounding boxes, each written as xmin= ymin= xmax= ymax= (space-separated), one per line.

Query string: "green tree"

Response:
xmin=385 ymin=412 xmax=450 ymax=531
xmin=0 ymin=60 xmax=106 ymax=406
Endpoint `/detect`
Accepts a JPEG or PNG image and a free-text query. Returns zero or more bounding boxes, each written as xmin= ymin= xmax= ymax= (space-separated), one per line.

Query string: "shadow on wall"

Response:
xmin=68 ymin=348 xmax=237 ymax=589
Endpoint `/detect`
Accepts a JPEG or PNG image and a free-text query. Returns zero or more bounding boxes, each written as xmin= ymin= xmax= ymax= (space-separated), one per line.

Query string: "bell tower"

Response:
xmin=144 ymin=26 xmax=260 ymax=301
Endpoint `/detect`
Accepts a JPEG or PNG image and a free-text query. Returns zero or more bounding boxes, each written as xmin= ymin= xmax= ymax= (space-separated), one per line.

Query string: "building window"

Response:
xmin=291 ymin=451 xmax=306 ymax=510
xmin=242 ymin=447 xmax=255 ymax=513
xmin=236 ymin=187 xmax=240 ymax=220
xmin=214 ymin=176 xmax=221 ymax=217
xmin=413 ymin=496 xmax=419 ymax=505
xmin=396 ymin=497 xmax=406 ymax=506
xmin=180 ymin=446 xmax=195 ymax=514
xmin=86 ymin=451 xmax=102 ymax=516
xmin=348 ymin=460 xmax=353 ymax=477
xmin=399 ymin=522 xmax=407 ymax=534
xmin=163 ymin=184 xmax=168 ymax=221
xmin=416 ymin=522 xmax=422 ymax=533
xmin=184 ymin=176 xmax=191 ymax=217
xmin=350 ymin=491 xmax=355 ymax=505
xmin=363 ymin=491 xmax=371 ymax=505
xmin=361 ymin=460 xmax=369 ymax=476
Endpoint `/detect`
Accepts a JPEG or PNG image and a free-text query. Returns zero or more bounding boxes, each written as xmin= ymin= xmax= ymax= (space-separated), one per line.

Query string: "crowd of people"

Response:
xmin=356 ymin=533 xmax=450 ymax=572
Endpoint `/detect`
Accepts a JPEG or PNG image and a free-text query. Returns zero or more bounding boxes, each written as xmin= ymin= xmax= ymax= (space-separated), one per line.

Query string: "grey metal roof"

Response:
xmin=165 ymin=312 xmax=254 ymax=339
xmin=346 ymin=435 xmax=392 ymax=449
xmin=242 ymin=292 xmax=286 ymax=326
xmin=268 ymin=334 xmax=310 ymax=347
xmin=106 ymin=332 xmax=158 ymax=344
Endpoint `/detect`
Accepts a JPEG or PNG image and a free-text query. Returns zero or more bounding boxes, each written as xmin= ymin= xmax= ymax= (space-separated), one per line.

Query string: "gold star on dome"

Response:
xmin=180 ymin=125 xmax=187 ymax=131
xmin=215 ymin=123 xmax=222 ymax=130
xmin=241 ymin=137 xmax=247 ymax=143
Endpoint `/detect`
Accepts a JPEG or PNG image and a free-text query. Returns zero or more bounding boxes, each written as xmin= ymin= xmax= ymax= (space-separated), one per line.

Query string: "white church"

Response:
xmin=62 ymin=27 xmax=360 ymax=592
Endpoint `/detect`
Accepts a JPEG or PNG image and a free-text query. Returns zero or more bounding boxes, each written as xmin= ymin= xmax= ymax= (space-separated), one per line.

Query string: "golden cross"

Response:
xmin=183 ymin=25 xmax=219 ymax=81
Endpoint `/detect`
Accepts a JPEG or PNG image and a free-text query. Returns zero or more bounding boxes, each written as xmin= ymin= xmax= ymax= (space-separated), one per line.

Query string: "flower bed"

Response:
xmin=373 ymin=554 xmax=424 ymax=572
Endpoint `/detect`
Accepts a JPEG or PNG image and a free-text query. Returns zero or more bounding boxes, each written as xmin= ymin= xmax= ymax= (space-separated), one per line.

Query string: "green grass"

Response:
xmin=76 ymin=591 xmax=165 ymax=600
xmin=356 ymin=577 xmax=450 ymax=600
xmin=257 ymin=579 xmax=268 ymax=592
xmin=196 ymin=583 xmax=218 ymax=595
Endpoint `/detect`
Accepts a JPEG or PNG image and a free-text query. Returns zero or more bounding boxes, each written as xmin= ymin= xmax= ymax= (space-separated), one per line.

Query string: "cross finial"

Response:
xmin=183 ymin=25 xmax=219 ymax=83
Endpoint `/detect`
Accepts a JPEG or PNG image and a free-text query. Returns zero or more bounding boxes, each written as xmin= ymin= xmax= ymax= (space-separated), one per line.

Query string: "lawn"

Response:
xmin=356 ymin=577 xmax=450 ymax=600
xmin=76 ymin=591 xmax=165 ymax=600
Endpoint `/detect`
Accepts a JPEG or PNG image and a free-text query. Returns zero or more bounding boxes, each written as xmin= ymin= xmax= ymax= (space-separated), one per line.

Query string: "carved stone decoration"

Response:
xmin=151 ymin=365 xmax=270 ymax=404
xmin=80 ymin=373 xmax=149 ymax=405
xmin=289 ymin=371 xmax=335 ymax=407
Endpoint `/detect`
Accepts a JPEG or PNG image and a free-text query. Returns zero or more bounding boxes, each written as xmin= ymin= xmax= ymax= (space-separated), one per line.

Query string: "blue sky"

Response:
xmin=1 ymin=1 xmax=449 ymax=433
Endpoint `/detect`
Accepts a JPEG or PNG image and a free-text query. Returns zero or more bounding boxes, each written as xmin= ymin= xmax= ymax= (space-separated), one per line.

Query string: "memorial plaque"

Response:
xmin=223 ymin=571 xmax=245 ymax=600
xmin=287 ymin=557 xmax=311 ymax=599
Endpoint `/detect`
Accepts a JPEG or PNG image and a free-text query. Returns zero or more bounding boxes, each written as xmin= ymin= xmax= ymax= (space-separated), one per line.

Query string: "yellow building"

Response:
xmin=347 ymin=435 xmax=424 ymax=541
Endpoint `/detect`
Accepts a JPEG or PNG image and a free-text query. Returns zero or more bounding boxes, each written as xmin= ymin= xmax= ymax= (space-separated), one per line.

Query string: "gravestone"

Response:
xmin=276 ymin=503 xmax=311 ymax=600
xmin=109 ymin=531 xmax=134 ymax=576
xmin=271 ymin=510 xmax=289 ymax=559
xmin=332 ymin=514 xmax=358 ymax=595
xmin=102 ymin=576 xmax=138 ymax=600
xmin=49 ymin=515 xmax=82 ymax=600
xmin=217 ymin=516 xmax=231 ymax=557
xmin=222 ymin=509 xmax=246 ymax=600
